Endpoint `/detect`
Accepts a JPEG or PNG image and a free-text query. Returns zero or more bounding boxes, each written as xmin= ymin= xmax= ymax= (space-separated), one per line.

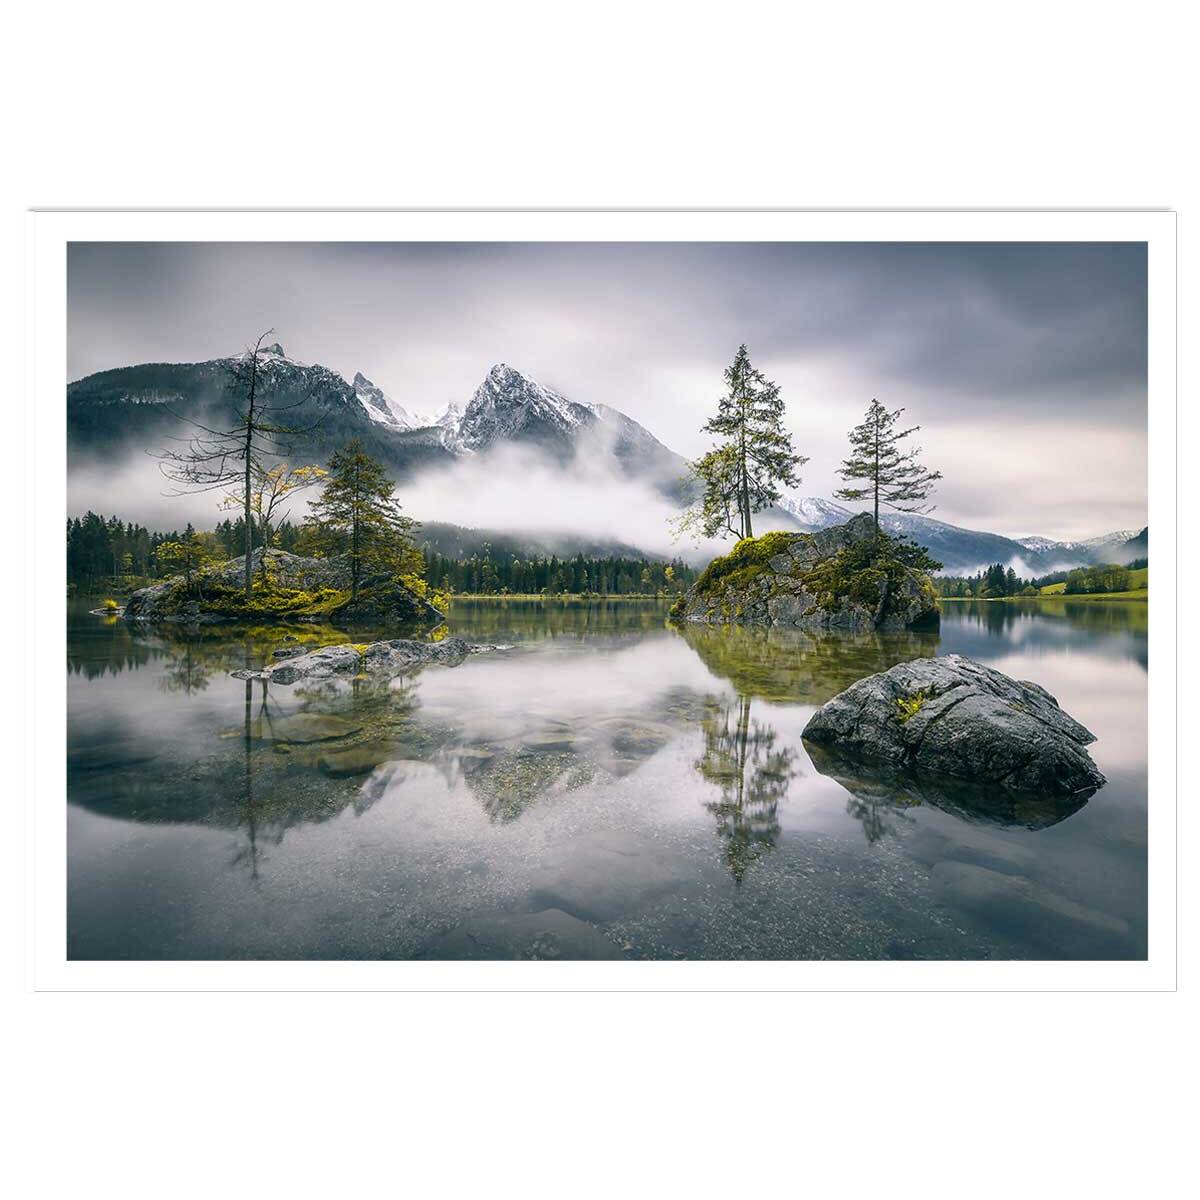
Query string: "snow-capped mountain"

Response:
xmin=1015 ymin=529 xmax=1144 ymax=565
xmin=353 ymin=371 xmax=425 ymax=430
xmin=456 ymin=363 xmax=594 ymax=454
xmin=67 ymin=351 xmax=691 ymax=499
xmin=772 ymin=495 xmax=853 ymax=529
xmin=448 ymin=363 xmax=690 ymax=495
xmin=66 ymin=345 xmax=1143 ymax=570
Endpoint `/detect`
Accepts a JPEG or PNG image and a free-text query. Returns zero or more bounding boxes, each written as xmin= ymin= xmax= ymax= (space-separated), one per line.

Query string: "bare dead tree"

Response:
xmin=157 ymin=330 xmax=323 ymax=596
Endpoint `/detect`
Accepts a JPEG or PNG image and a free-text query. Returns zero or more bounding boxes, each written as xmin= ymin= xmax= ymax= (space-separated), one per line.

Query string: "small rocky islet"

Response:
xmin=672 ymin=512 xmax=940 ymax=632
xmin=122 ymin=547 xmax=443 ymax=626
xmin=672 ymin=515 xmax=1105 ymax=801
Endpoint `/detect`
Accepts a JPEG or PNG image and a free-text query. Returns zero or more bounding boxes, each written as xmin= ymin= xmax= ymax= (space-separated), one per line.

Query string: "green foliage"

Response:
xmin=101 ymin=598 xmax=120 ymax=613
xmin=676 ymin=345 xmax=807 ymax=542
xmin=422 ymin=544 xmax=692 ymax=596
xmin=667 ymin=594 xmax=687 ymax=623
xmin=309 ymin=438 xmax=420 ymax=596
xmin=835 ymin=398 xmax=942 ymax=530
xmin=1064 ymin=563 xmax=1133 ymax=595
xmin=895 ymin=691 xmax=927 ymax=723
xmin=797 ymin=533 xmax=943 ymax=617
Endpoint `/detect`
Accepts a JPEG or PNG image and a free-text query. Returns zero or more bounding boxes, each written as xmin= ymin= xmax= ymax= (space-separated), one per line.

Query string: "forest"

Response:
xmin=935 ymin=559 xmax=1148 ymax=598
xmin=65 ymin=509 xmax=695 ymax=599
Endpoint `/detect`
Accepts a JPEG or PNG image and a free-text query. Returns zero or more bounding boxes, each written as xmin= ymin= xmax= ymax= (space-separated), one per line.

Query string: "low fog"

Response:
xmin=69 ymin=444 xmax=767 ymax=565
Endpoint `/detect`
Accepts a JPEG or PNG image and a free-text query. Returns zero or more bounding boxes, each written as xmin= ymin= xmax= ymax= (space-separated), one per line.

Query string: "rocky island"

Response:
xmin=672 ymin=513 xmax=940 ymax=631
xmin=122 ymin=548 xmax=443 ymax=626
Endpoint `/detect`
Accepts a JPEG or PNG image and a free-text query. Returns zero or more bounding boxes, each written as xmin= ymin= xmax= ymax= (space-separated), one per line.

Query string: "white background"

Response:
xmin=2 ymin=3 xmax=1195 ymax=1198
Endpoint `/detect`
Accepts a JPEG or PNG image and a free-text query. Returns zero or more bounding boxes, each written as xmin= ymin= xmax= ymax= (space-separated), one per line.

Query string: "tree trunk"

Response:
xmin=243 ymin=361 xmax=256 ymax=597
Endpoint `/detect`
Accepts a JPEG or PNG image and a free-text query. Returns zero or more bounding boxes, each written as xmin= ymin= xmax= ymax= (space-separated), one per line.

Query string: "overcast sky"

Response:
xmin=68 ymin=241 xmax=1147 ymax=540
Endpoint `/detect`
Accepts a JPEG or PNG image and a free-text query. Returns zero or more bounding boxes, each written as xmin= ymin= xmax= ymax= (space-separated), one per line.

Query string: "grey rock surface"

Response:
xmin=802 ymin=654 xmax=1105 ymax=795
xmin=233 ymin=635 xmax=498 ymax=685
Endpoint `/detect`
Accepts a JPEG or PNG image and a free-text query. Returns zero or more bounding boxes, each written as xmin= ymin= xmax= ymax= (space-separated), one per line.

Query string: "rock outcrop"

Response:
xmin=328 ymin=572 xmax=443 ymax=626
xmin=802 ymin=654 xmax=1105 ymax=795
xmin=231 ymin=635 xmax=497 ymax=685
xmin=123 ymin=548 xmax=442 ymax=625
xmin=674 ymin=514 xmax=939 ymax=631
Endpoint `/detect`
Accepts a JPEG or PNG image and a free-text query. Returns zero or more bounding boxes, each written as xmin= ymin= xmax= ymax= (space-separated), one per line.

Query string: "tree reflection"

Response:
xmin=806 ymin=742 xmax=1093 ymax=843
xmin=694 ymin=695 xmax=799 ymax=882
xmin=157 ymin=642 xmax=214 ymax=695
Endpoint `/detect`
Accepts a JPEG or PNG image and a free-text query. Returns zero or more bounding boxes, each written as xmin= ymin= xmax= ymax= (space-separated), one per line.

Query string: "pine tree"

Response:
xmin=834 ymin=399 xmax=942 ymax=535
xmin=678 ymin=345 xmax=807 ymax=542
xmin=308 ymin=439 xmax=419 ymax=598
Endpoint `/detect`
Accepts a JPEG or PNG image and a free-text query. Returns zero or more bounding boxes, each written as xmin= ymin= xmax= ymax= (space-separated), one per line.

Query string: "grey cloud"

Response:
xmin=67 ymin=240 xmax=1147 ymax=541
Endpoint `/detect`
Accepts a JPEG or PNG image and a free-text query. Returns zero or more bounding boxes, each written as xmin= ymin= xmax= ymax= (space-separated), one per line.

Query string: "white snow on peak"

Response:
xmin=1016 ymin=529 xmax=1141 ymax=552
xmin=457 ymin=363 xmax=593 ymax=449
xmin=774 ymin=495 xmax=853 ymax=529
xmin=353 ymin=371 xmax=424 ymax=430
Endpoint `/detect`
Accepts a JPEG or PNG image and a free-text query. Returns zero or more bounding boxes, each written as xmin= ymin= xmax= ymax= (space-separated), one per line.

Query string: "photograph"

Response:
xmin=60 ymin=233 xmax=1154 ymax=965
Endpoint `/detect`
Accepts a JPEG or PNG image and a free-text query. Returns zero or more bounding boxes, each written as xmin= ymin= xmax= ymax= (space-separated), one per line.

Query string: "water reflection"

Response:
xmin=695 ymin=696 xmax=800 ymax=881
xmin=940 ymin=600 xmax=1147 ymax=668
xmin=680 ymin=622 xmax=940 ymax=704
xmin=66 ymin=596 xmax=1147 ymax=960
xmin=807 ymin=743 xmax=1095 ymax=843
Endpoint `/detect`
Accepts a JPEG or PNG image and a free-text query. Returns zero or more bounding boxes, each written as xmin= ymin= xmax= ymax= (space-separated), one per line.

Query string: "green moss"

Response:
xmin=895 ymin=691 xmax=927 ymax=722
xmin=155 ymin=575 xmax=351 ymax=619
xmin=692 ymin=531 xmax=795 ymax=598
xmin=667 ymin=595 xmax=687 ymax=624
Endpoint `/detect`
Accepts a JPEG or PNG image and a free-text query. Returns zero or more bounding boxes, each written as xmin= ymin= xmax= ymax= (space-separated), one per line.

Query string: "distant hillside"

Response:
xmin=416 ymin=522 xmax=658 ymax=563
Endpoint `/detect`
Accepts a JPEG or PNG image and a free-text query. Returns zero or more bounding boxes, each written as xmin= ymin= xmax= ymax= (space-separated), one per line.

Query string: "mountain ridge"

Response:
xmin=67 ymin=347 xmax=1144 ymax=575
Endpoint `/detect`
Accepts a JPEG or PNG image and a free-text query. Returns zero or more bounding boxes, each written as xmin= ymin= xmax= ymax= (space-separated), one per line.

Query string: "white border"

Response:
xmin=28 ymin=210 xmax=1177 ymax=990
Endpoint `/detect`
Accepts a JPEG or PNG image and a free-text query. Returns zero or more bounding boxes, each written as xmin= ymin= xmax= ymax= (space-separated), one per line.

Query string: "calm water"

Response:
xmin=67 ymin=597 xmax=1147 ymax=960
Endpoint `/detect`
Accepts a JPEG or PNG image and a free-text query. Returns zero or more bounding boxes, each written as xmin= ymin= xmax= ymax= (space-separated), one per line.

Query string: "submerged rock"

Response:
xmin=317 ymin=741 xmax=401 ymax=778
xmin=802 ymin=654 xmax=1105 ymax=795
xmin=257 ymin=713 xmax=361 ymax=745
xmin=675 ymin=513 xmax=939 ymax=631
xmin=416 ymin=908 xmax=625 ymax=961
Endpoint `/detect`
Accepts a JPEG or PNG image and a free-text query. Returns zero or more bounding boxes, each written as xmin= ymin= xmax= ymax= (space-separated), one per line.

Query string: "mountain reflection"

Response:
xmin=694 ymin=695 xmax=800 ymax=882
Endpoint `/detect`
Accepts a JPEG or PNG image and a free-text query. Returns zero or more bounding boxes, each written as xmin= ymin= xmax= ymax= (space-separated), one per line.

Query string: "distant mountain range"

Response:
xmin=67 ymin=346 xmax=1146 ymax=574
xmin=773 ymin=495 xmax=1147 ymax=574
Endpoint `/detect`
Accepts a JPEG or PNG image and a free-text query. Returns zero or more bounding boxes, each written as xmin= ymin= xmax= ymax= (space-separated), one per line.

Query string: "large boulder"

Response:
xmin=802 ymin=654 xmax=1105 ymax=795
xmin=675 ymin=513 xmax=939 ymax=631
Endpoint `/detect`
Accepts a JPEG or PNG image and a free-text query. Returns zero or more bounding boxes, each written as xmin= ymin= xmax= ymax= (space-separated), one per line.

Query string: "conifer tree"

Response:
xmin=678 ymin=345 xmax=806 ymax=541
xmin=308 ymin=439 xmax=419 ymax=598
xmin=834 ymin=399 xmax=942 ymax=535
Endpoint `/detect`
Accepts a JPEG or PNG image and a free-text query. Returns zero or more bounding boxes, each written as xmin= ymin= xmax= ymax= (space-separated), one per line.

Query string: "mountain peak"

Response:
xmin=352 ymin=370 xmax=370 ymax=387
xmin=261 ymin=342 xmax=286 ymax=358
xmin=486 ymin=362 xmax=524 ymax=384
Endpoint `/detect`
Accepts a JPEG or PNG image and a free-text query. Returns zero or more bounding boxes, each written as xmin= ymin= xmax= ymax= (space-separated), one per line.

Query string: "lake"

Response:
xmin=67 ymin=597 xmax=1147 ymax=960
